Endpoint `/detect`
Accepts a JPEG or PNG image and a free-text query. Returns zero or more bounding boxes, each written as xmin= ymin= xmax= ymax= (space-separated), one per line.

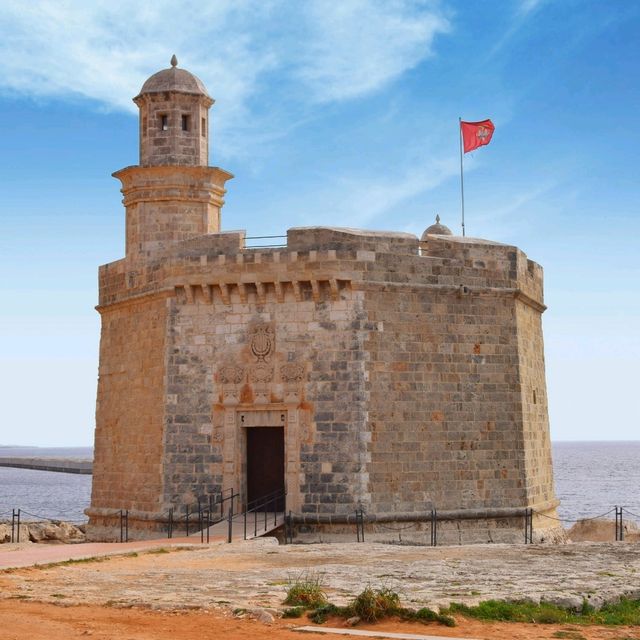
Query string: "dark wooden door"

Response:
xmin=246 ymin=427 xmax=285 ymax=511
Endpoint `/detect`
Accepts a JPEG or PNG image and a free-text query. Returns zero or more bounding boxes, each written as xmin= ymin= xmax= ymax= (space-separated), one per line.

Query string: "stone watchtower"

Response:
xmin=88 ymin=58 xmax=560 ymax=544
xmin=114 ymin=55 xmax=232 ymax=260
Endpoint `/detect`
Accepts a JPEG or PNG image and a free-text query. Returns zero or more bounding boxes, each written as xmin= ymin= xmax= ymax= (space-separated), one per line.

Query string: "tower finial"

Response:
xmin=436 ymin=214 xmax=441 ymax=223
xmin=170 ymin=54 xmax=178 ymax=68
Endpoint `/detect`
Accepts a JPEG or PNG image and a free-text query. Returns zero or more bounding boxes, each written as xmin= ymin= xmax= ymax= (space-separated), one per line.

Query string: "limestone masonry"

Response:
xmin=87 ymin=58 xmax=560 ymax=543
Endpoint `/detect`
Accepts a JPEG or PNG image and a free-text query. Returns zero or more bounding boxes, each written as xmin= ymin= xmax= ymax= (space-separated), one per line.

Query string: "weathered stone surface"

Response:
xmin=2 ymin=541 xmax=640 ymax=614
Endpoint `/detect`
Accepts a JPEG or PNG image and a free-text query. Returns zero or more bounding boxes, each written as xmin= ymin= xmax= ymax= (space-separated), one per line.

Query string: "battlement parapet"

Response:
xmin=98 ymin=227 xmax=544 ymax=309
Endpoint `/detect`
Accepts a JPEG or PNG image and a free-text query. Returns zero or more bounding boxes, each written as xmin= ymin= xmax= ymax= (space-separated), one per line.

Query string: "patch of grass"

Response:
xmin=444 ymin=600 xmax=571 ymax=624
xmin=351 ymin=586 xmax=401 ymax=623
xmin=594 ymin=599 xmax=640 ymax=626
xmin=147 ymin=548 xmax=169 ymax=555
xmin=33 ymin=556 xmax=111 ymax=570
xmin=302 ymin=587 xmax=455 ymax=628
xmin=283 ymin=572 xmax=327 ymax=609
xmin=408 ymin=607 xmax=456 ymax=628
xmin=552 ymin=631 xmax=587 ymax=640
xmin=282 ymin=606 xmax=306 ymax=619
xmin=444 ymin=598 xmax=640 ymax=626
xmin=308 ymin=604 xmax=343 ymax=624
xmin=50 ymin=593 xmax=67 ymax=599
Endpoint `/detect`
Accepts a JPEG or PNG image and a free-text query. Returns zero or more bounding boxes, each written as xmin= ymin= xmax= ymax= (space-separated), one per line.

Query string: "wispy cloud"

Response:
xmin=282 ymin=116 xmax=460 ymax=230
xmin=484 ymin=0 xmax=546 ymax=60
xmin=517 ymin=0 xmax=546 ymax=16
xmin=292 ymin=1 xmax=449 ymax=103
xmin=0 ymin=1 xmax=449 ymax=155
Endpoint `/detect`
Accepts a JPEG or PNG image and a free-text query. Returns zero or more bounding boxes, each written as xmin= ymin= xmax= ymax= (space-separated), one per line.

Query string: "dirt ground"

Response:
xmin=1 ymin=599 xmax=639 ymax=640
xmin=2 ymin=540 xmax=640 ymax=640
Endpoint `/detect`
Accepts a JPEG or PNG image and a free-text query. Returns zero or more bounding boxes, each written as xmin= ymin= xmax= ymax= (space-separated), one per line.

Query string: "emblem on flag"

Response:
xmin=460 ymin=119 xmax=495 ymax=153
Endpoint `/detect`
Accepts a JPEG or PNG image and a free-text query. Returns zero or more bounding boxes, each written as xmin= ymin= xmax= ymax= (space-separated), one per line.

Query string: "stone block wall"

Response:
xmin=136 ymin=92 xmax=209 ymax=167
xmin=516 ymin=301 xmax=556 ymax=507
xmin=89 ymin=297 xmax=168 ymax=526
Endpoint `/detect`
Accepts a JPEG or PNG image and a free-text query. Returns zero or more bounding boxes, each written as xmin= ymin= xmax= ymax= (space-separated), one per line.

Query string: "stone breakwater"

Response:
xmin=0 ymin=521 xmax=85 ymax=544
xmin=0 ymin=457 xmax=92 ymax=474
xmin=1 ymin=539 xmax=639 ymax=614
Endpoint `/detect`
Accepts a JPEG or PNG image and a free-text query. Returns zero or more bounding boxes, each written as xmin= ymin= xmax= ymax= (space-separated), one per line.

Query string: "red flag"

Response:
xmin=461 ymin=119 xmax=495 ymax=153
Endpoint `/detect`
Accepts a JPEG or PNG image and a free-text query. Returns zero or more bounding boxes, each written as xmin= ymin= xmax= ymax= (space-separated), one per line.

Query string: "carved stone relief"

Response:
xmin=219 ymin=365 xmax=245 ymax=385
xmin=218 ymin=364 xmax=244 ymax=406
xmin=280 ymin=362 xmax=305 ymax=383
xmin=250 ymin=363 xmax=273 ymax=384
xmin=217 ymin=325 xmax=308 ymax=407
xmin=250 ymin=324 xmax=275 ymax=362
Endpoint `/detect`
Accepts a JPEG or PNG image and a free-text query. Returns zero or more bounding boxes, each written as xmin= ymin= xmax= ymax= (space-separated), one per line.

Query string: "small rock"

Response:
xmin=249 ymin=608 xmax=275 ymax=624
xmin=0 ymin=524 xmax=11 ymax=543
xmin=541 ymin=593 xmax=583 ymax=610
xmin=567 ymin=518 xmax=639 ymax=543
xmin=345 ymin=616 xmax=361 ymax=626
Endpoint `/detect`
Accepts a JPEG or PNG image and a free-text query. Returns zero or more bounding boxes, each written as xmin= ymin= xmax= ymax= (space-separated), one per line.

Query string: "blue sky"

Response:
xmin=0 ymin=0 xmax=638 ymax=445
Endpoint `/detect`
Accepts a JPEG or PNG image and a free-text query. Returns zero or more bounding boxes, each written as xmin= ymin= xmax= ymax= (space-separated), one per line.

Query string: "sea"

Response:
xmin=1 ymin=442 xmax=639 ymax=525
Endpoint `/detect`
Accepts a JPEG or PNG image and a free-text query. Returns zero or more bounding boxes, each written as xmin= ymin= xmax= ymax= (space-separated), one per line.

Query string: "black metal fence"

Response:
xmin=2 ymin=502 xmax=638 ymax=546
xmin=283 ymin=504 xmax=640 ymax=547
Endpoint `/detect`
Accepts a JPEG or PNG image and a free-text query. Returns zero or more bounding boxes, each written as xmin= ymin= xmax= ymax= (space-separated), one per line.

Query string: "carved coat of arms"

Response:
xmin=250 ymin=324 xmax=274 ymax=362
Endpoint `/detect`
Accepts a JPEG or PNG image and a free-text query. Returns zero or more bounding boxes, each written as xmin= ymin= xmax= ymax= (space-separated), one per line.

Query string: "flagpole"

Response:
xmin=459 ymin=117 xmax=466 ymax=237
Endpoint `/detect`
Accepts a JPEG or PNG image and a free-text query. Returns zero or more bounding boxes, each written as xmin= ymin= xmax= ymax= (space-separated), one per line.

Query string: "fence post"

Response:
xmin=524 ymin=508 xmax=533 ymax=544
xmin=284 ymin=511 xmax=290 ymax=544
xmin=186 ymin=506 xmax=190 ymax=537
xmin=168 ymin=508 xmax=173 ymax=539
xmin=356 ymin=509 xmax=365 ymax=543
xmin=11 ymin=508 xmax=21 ymax=543
xmin=227 ymin=499 xmax=234 ymax=544
xmin=430 ymin=508 xmax=437 ymax=547
xmin=615 ymin=506 xmax=624 ymax=541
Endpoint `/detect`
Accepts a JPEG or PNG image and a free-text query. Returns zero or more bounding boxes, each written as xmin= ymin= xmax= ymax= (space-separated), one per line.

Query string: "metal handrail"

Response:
xmin=245 ymin=235 xmax=287 ymax=240
xmin=242 ymin=489 xmax=287 ymax=541
xmin=245 ymin=487 xmax=285 ymax=510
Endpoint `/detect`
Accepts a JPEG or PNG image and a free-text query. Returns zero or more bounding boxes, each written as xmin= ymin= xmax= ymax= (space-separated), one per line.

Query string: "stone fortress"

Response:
xmin=87 ymin=57 xmax=561 ymax=543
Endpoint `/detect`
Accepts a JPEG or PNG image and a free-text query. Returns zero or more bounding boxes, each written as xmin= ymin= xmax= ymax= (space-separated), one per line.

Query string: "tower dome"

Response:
xmin=421 ymin=215 xmax=453 ymax=241
xmin=137 ymin=55 xmax=211 ymax=99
